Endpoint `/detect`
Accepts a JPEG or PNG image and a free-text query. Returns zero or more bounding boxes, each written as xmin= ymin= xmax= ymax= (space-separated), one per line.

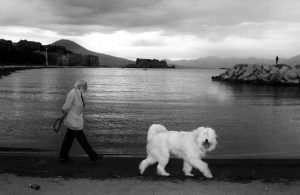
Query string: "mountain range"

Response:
xmin=52 ymin=39 xmax=300 ymax=68
xmin=168 ymin=55 xmax=300 ymax=68
xmin=52 ymin=39 xmax=133 ymax=67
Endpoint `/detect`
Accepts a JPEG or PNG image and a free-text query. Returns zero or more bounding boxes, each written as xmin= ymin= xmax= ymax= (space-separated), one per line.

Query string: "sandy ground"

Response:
xmin=0 ymin=173 xmax=300 ymax=195
xmin=0 ymin=155 xmax=299 ymax=194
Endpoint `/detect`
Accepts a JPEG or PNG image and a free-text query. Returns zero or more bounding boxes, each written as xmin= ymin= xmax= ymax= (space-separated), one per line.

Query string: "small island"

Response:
xmin=126 ymin=58 xmax=175 ymax=69
xmin=212 ymin=64 xmax=300 ymax=85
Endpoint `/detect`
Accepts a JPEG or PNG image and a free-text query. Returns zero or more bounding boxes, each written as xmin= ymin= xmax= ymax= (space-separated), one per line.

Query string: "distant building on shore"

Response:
xmin=126 ymin=58 xmax=175 ymax=68
xmin=42 ymin=45 xmax=100 ymax=67
xmin=48 ymin=49 xmax=99 ymax=67
xmin=15 ymin=40 xmax=42 ymax=51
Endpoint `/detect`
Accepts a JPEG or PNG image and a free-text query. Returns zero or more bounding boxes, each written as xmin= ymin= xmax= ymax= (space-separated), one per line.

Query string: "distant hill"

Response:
xmin=169 ymin=55 xmax=300 ymax=68
xmin=285 ymin=54 xmax=300 ymax=65
xmin=52 ymin=39 xmax=133 ymax=67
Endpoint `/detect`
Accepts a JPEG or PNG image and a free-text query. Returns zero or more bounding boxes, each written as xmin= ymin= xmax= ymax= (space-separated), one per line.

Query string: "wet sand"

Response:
xmin=0 ymin=154 xmax=300 ymax=181
xmin=1 ymin=173 xmax=300 ymax=195
xmin=0 ymin=155 xmax=300 ymax=194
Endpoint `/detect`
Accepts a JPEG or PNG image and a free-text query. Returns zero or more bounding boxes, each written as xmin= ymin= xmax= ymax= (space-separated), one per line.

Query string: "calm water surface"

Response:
xmin=0 ymin=68 xmax=300 ymax=158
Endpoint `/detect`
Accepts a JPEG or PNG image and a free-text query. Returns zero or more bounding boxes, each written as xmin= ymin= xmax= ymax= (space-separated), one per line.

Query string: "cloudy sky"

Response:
xmin=1 ymin=0 xmax=300 ymax=60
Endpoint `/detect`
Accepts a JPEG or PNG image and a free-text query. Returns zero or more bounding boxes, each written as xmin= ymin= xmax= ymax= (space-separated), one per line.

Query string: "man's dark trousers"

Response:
xmin=59 ymin=128 xmax=97 ymax=160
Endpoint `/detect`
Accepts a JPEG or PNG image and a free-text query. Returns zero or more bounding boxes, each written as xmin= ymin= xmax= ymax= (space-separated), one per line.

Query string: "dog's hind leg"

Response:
xmin=189 ymin=159 xmax=213 ymax=178
xmin=156 ymin=153 xmax=170 ymax=176
xmin=139 ymin=156 xmax=157 ymax=174
xmin=183 ymin=161 xmax=194 ymax=176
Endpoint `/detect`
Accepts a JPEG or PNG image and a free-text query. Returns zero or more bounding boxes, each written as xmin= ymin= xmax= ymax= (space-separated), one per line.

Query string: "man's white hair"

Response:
xmin=74 ymin=80 xmax=87 ymax=90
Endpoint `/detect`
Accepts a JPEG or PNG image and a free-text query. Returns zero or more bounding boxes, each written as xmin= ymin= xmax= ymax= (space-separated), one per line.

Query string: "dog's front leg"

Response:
xmin=183 ymin=161 xmax=194 ymax=176
xmin=189 ymin=159 xmax=213 ymax=178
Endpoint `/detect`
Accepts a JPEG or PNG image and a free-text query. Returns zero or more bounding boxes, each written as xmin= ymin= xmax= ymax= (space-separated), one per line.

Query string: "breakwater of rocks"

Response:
xmin=212 ymin=64 xmax=300 ymax=85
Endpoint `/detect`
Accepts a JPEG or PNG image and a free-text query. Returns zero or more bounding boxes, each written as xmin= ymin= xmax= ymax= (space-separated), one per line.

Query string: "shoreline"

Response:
xmin=0 ymin=66 xmax=64 ymax=78
xmin=2 ymin=174 xmax=299 ymax=195
xmin=0 ymin=154 xmax=299 ymax=181
xmin=0 ymin=65 xmax=120 ymax=79
xmin=0 ymin=65 xmax=220 ymax=80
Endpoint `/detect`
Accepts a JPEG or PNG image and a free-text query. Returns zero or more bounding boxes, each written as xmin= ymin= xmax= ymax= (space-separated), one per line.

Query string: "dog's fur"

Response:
xmin=139 ymin=124 xmax=217 ymax=178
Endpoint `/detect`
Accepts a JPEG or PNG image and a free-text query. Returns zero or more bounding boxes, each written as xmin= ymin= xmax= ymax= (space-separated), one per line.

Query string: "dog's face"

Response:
xmin=194 ymin=127 xmax=217 ymax=153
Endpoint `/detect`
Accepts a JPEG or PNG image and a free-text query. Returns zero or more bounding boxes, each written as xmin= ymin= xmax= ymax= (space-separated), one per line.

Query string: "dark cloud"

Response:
xmin=1 ymin=0 xmax=300 ymax=38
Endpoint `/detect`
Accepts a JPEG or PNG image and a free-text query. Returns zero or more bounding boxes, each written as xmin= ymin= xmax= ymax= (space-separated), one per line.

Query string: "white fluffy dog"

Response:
xmin=139 ymin=124 xmax=217 ymax=178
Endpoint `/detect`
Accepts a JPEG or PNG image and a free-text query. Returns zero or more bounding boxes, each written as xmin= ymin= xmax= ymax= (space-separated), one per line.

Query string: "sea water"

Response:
xmin=0 ymin=68 xmax=300 ymax=158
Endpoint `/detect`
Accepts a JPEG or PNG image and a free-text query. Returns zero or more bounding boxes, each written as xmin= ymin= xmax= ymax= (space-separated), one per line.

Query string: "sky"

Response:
xmin=1 ymin=0 xmax=300 ymax=60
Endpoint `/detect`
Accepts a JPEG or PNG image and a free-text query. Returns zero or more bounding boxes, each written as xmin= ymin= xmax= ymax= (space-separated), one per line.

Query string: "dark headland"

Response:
xmin=0 ymin=39 xmax=101 ymax=67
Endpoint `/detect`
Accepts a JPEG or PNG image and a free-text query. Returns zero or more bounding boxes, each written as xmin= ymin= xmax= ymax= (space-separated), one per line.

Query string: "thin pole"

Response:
xmin=45 ymin=48 xmax=48 ymax=66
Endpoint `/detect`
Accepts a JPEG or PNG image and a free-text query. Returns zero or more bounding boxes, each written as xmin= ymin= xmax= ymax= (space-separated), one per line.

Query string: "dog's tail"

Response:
xmin=147 ymin=124 xmax=168 ymax=141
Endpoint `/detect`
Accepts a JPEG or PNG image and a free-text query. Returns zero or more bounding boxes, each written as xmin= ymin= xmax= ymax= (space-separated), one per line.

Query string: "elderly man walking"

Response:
xmin=59 ymin=80 xmax=101 ymax=162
